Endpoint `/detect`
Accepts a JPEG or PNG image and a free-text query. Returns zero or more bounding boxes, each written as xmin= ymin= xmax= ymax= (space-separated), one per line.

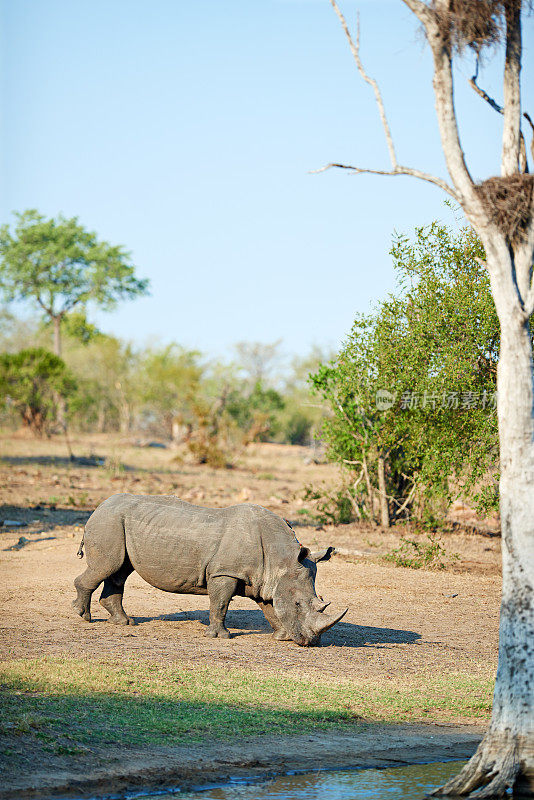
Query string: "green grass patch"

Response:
xmin=0 ymin=658 xmax=493 ymax=750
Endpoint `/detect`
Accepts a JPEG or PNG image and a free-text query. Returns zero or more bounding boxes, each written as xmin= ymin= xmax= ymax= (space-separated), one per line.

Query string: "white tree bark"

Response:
xmin=326 ymin=1 xmax=534 ymax=794
xmin=377 ymin=455 xmax=390 ymax=528
xmin=53 ymin=315 xmax=62 ymax=357
xmin=501 ymin=1 xmax=522 ymax=176
xmin=435 ymin=247 xmax=534 ymax=797
xmin=406 ymin=5 xmax=534 ymax=794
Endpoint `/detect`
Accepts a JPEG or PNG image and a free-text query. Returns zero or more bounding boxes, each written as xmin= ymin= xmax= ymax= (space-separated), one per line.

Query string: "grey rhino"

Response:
xmin=73 ymin=493 xmax=347 ymax=646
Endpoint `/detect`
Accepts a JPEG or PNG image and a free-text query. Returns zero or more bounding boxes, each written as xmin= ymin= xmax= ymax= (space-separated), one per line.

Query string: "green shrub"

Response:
xmin=310 ymin=220 xmax=501 ymax=523
xmin=384 ymin=532 xmax=459 ymax=570
xmin=302 ymin=484 xmax=355 ymax=525
xmin=282 ymin=410 xmax=313 ymax=445
xmin=0 ymin=348 xmax=76 ymax=435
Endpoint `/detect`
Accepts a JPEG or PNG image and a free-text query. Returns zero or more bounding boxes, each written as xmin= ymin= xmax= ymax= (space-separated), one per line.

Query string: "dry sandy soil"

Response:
xmin=0 ymin=432 xmax=502 ymax=797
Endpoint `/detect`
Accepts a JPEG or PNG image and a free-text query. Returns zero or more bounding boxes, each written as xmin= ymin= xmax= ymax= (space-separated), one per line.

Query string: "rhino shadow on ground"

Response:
xmin=131 ymin=609 xmax=267 ymax=638
xmin=130 ymin=608 xmax=421 ymax=647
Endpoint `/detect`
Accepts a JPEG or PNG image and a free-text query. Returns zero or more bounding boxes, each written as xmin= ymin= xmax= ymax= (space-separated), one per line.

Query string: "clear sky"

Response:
xmin=1 ymin=0 xmax=533 ymax=357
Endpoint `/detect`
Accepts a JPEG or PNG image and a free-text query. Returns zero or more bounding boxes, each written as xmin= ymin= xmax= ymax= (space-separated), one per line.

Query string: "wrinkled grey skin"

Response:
xmin=73 ymin=494 xmax=347 ymax=646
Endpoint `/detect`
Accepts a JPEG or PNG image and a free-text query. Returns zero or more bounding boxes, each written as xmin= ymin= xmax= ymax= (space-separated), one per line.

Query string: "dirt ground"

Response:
xmin=0 ymin=432 xmax=501 ymax=797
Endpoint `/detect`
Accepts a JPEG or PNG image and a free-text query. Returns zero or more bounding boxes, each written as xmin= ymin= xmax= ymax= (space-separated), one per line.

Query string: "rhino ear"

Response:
xmin=308 ymin=546 xmax=335 ymax=563
xmin=298 ymin=546 xmax=311 ymax=563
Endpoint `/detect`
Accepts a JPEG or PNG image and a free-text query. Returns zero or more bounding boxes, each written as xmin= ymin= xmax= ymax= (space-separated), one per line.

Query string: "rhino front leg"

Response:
xmin=256 ymin=600 xmax=291 ymax=641
xmin=206 ymin=576 xmax=237 ymax=639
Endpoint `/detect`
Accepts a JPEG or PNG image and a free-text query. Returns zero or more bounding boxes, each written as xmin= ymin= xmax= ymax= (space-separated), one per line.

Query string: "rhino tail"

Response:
xmin=77 ymin=533 xmax=85 ymax=559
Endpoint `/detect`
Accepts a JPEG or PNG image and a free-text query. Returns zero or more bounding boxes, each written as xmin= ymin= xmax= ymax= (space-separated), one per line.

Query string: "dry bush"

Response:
xmin=187 ymin=433 xmax=228 ymax=468
xmin=474 ymin=174 xmax=534 ymax=242
xmin=185 ymin=399 xmax=233 ymax=468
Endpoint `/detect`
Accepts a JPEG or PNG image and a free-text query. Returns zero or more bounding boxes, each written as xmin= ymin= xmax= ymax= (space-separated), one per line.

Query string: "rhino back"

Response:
xmin=122 ymin=497 xmax=264 ymax=594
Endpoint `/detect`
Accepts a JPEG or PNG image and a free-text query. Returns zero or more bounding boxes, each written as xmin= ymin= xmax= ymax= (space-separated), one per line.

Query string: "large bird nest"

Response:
xmin=431 ymin=0 xmax=503 ymax=52
xmin=474 ymin=174 xmax=534 ymax=242
xmin=430 ymin=1 xmax=532 ymax=53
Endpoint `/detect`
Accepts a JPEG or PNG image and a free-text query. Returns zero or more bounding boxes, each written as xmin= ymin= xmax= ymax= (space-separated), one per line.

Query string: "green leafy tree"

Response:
xmin=0 ymin=210 xmax=148 ymax=356
xmin=226 ymin=381 xmax=285 ymax=442
xmin=276 ymin=346 xmax=334 ymax=445
xmin=0 ymin=348 xmax=76 ymax=435
xmin=136 ymin=344 xmax=203 ymax=438
xmin=311 ymin=222 xmax=501 ymax=525
xmin=233 ymin=340 xmax=282 ymax=387
xmin=50 ymin=310 xmax=103 ymax=346
xmin=65 ymin=334 xmax=138 ymax=433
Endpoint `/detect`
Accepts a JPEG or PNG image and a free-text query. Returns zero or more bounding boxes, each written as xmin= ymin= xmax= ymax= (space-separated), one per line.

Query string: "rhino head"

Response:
xmin=272 ymin=546 xmax=348 ymax=646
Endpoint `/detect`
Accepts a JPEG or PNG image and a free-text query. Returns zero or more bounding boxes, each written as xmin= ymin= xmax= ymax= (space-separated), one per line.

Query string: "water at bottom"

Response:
xmin=149 ymin=760 xmax=467 ymax=800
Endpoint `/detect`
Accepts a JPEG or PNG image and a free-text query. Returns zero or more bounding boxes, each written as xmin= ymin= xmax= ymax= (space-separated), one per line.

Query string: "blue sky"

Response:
xmin=2 ymin=0 xmax=533 ymax=357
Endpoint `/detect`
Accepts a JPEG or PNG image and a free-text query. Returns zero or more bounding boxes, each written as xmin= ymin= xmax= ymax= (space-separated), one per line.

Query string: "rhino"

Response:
xmin=73 ymin=494 xmax=347 ymax=646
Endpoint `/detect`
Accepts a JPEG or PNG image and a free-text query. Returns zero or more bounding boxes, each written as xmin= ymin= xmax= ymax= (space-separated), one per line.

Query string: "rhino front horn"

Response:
xmin=312 ymin=607 xmax=348 ymax=637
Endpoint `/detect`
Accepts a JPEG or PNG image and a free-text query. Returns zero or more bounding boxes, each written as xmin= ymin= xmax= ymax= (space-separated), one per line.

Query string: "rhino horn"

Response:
xmin=311 ymin=607 xmax=348 ymax=637
xmin=312 ymin=598 xmax=330 ymax=612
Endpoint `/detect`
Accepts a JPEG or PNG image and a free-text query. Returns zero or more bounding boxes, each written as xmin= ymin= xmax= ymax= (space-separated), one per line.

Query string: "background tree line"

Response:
xmin=0 ymin=208 xmax=504 ymax=517
xmin=0 ymin=210 xmax=327 ymax=464
xmin=0 ymin=313 xmax=327 ymax=457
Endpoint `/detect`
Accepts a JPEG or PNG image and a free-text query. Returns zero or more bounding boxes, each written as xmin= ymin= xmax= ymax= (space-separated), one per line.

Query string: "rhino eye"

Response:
xmin=295 ymin=600 xmax=301 ymax=608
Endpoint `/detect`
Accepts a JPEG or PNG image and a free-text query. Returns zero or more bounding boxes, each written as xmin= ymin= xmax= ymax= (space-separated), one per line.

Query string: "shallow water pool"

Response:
xmin=143 ymin=759 xmax=467 ymax=799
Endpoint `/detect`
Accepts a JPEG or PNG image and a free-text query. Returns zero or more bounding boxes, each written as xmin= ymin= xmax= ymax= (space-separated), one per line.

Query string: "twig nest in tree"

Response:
xmin=431 ymin=0 xmax=503 ymax=53
xmin=474 ymin=174 xmax=534 ymax=243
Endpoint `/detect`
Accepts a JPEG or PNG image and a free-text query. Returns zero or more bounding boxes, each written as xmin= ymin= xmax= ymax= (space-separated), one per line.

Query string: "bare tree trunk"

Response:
xmin=435 ymin=263 xmax=534 ymax=798
xmin=52 ymin=314 xmax=69 ymax=437
xmin=97 ymin=401 xmax=106 ymax=433
xmin=114 ymin=381 xmax=131 ymax=434
xmin=377 ymin=454 xmax=390 ymax=528
xmin=326 ymin=1 xmax=534 ymax=795
xmin=362 ymin=454 xmax=376 ymax=522
xmin=119 ymin=403 xmax=131 ymax=434
xmin=53 ymin=315 xmax=62 ymax=357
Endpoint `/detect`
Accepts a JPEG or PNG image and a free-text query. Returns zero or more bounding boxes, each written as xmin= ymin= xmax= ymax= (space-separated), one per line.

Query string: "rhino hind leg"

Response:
xmin=73 ymin=568 xmax=106 ymax=622
xmin=99 ymin=557 xmax=135 ymax=625
xmin=205 ymin=576 xmax=237 ymax=639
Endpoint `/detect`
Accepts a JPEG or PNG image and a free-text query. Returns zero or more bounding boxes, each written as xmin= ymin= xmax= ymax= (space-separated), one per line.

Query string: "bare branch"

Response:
xmin=502 ymin=2 xmax=522 ymax=175
xmin=329 ymin=0 xmax=397 ymax=169
xmin=400 ymin=0 xmax=430 ymax=23
xmin=395 ymin=480 xmax=418 ymax=518
xmin=404 ymin=2 xmax=477 ymax=205
xmin=519 ymin=134 xmax=528 ymax=174
xmin=311 ymin=162 xmax=459 ymax=199
xmin=35 ymin=295 xmax=53 ymax=317
xmin=470 ymin=72 xmax=503 ymax=116
xmin=469 ymin=66 xmax=529 ymax=172
xmin=519 ymin=223 xmax=534 ymax=318
xmin=346 ymin=488 xmax=362 ymax=520
xmin=522 ymin=288 xmax=534 ymax=318
xmin=327 ymin=1 xmax=473 ymax=206
xmin=524 ymin=113 xmax=534 ymax=165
